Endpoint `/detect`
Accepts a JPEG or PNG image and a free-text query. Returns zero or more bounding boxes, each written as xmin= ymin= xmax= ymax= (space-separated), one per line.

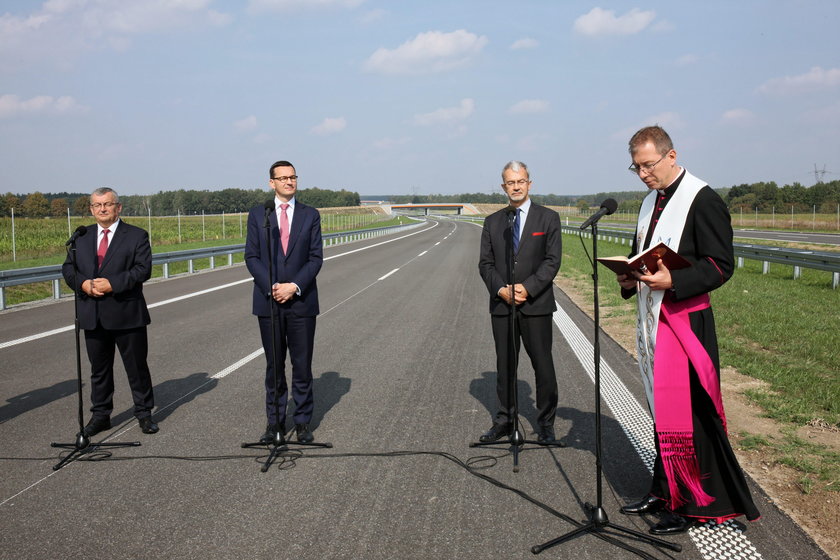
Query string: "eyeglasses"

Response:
xmin=90 ymin=202 xmax=118 ymax=210
xmin=504 ymin=179 xmax=530 ymax=187
xmin=628 ymin=153 xmax=667 ymax=175
xmin=272 ymin=175 xmax=298 ymax=182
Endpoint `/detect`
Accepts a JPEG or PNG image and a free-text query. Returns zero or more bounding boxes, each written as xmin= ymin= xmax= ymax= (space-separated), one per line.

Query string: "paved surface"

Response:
xmin=0 ymin=219 xmax=829 ymax=559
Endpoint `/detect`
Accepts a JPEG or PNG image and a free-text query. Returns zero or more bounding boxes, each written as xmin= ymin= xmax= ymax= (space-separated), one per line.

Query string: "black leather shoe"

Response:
xmin=620 ymin=494 xmax=666 ymax=516
xmin=295 ymin=424 xmax=314 ymax=443
xmin=479 ymin=423 xmax=512 ymax=443
xmin=82 ymin=417 xmax=111 ymax=438
xmin=537 ymin=425 xmax=561 ymax=445
xmin=259 ymin=424 xmax=285 ymax=445
xmin=649 ymin=513 xmax=695 ymax=535
xmin=138 ymin=416 xmax=159 ymax=434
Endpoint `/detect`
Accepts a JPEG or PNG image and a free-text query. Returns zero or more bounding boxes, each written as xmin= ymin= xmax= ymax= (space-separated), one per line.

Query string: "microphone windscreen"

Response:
xmin=75 ymin=225 xmax=88 ymax=235
xmin=264 ymin=199 xmax=275 ymax=210
xmin=602 ymin=198 xmax=618 ymax=215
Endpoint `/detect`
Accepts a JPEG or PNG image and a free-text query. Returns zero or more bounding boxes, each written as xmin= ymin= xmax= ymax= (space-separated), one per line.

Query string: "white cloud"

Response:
xmin=364 ymin=30 xmax=488 ymax=75
xmin=573 ymin=7 xmax=656 ymax=37
xmin=757 ymin=66 xmax=840 ymax=95
xmin=510 ymin=37 xmax=538 ymax=50
xmin=0 ymin=1 xmax=231 ymax=69
xmin=0 ymin=94 xmax=88 ymax=118
xmin=234 ymin=115 xmax=258 ymax=132
xmin=675 ymin=54 xmax=699 ymax=67
xmin=310 ymin=116 xmax=347 ymax=135
xmin=249 ymin=0 xmax=364 ymax=12
xmin=720 ymin=108 xmax=755 ymax=124
xmin=373 ymin=136 xmax=411 ymax=149
xmin=509 ymin=99 xmax=549 ymax=114
xmin=413 ymin=98 xmax=474 ymax=126
xmin=359 ymin=8 xmax=386 ymax=24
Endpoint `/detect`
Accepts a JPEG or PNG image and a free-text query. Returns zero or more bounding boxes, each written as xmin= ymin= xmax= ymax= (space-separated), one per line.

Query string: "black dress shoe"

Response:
xmin=479 ymin=423 xmax=512 ymax=443
xmin=537 ymin=425 xmax=563 ymax=445
xmin=259 ymin=424 xmax=285 ymax=445
xmin=295 ymin=424 xmax=314 ymax=443
xmin=82 ymin=417 xmax=111 ymax=438
xmin=649 ymin=512 xmax=695 ymax=535
xmin=620 ymin=494 xmax=666 ymax=516
xmin=138 ymin=416 xmax=159 ymax=434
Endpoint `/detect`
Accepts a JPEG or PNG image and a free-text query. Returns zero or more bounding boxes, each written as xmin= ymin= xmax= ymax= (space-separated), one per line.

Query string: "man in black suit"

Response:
xmin=615 ymin=126 xmax=759 ymax=534
xmin=61 ymin=187 xmax=159 ymax=436
xmin=478 ymin=161 xmax=562 ymax=444
xmin=245 ymin=160 xmax=323 ymax=444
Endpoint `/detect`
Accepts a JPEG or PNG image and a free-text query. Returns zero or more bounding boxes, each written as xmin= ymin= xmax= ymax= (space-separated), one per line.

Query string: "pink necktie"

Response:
xmin=279 ymin=203 xmax=290 ymax=255
xmin=97 ymin=228 xmax=110 ymax=267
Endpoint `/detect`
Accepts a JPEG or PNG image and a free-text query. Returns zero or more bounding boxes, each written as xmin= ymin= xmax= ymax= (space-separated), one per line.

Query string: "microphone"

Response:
xmin=579 ymin=198 xmax=618 ymax=230
xmin=65 ymin=225 xmax=88 ymax=246
xmin=263 ymin=199 xmax=274 ymax=227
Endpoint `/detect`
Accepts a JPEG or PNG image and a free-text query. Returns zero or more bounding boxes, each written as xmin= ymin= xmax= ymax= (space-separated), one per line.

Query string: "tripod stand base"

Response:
xmin=242 ymin=430 xmax=333 ymax=473
xmin=531 ymin=503 xmax=681 ymax=557
xmin=470 ymin=429 xmax=565 ymax=472
xmin=51 ymin=432 xmax=141 ymax=471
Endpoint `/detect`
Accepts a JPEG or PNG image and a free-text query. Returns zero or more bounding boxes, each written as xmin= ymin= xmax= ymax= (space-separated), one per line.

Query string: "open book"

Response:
xmin=597 ymin=241 xmax=690 ymax=275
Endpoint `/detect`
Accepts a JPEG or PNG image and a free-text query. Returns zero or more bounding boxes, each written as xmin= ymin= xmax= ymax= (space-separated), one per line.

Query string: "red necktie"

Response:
xmin=97 ymin=228 xmax=110 ymax=267
xmin=279 ymin=203 xmax=290 ymax=255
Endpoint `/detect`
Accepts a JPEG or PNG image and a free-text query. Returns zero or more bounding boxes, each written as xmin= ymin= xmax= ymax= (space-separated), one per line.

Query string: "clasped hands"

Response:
xmin=271 ymin=282 xmax=297 ymax=303
xmin=499 ymin=283 xmax=529 ymax=305
xmin=82 ymin=278 xmax=112 ymax=297
xmin=617 ymin=258 xmax=674 ymax=291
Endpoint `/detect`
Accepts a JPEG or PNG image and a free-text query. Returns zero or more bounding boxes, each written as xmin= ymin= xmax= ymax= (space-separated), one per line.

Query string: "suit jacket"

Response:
xmin=245 ymin=200 xmax=323 ymax=317
xmin=479 ymin=203 xmax=562 ymax=316
xmin=61 ymin=220 xmax=152 ymax=331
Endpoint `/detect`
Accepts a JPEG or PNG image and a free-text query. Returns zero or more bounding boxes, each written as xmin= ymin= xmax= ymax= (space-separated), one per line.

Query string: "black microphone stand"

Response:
xmin=531 ymin=221 xmax=679 ymax=557
xmin=51 ymin=235 xmax=140 ymax=471
xmin=242 ymin=204 xmax=331 ymax=473
xmin=472 ymin=208 xmax=561 ymax=473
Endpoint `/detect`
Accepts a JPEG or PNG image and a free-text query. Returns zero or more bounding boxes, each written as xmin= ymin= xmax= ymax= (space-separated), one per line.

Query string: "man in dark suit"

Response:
xmin=478 ymin=161 xmax=562 ymax=444
xmin=61 ymin=187 xmax=159 ymax=436
xmin=615 ymin=126 xmax=759 ymax=535
xmin=245 ymin=160 xmax=323 ymax=444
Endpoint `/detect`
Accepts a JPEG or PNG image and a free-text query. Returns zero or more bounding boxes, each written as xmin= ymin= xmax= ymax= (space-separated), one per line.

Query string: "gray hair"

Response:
xmin=501 ymin=160 xmax=529 ymax=179
xmin=91 ymin=187 xmax=120 ymax=203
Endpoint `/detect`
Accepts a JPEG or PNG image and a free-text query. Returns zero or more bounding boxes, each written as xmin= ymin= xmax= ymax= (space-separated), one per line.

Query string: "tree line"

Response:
xmin=0 ymin=187 xmax=361 ymax=217
xmin=2 ymin=179 xmax=838 ymax=218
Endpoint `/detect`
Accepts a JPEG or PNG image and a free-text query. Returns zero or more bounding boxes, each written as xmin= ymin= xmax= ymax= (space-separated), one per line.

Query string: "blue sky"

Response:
xmin=1 ymin=1 xmax=839 ymax=198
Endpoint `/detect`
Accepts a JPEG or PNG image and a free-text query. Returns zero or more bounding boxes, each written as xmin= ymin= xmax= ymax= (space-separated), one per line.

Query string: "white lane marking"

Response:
xmin=553 ymin=302 xmax=763 ymax=559
xmin=418 ymin=251 xmax=428 ymax=257
xmin=379 ymin=269 xmax=399 ymax=281
xmin=0 ymin=222 xmax=440 ymax=350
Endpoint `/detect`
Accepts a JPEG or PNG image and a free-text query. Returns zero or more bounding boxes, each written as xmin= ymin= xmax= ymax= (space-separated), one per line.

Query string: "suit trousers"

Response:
xmin=83 ymin=325 xmax=155 ymax=419
xmin=258 ymin=309 xmax=316 ymax=426
xmin=491 ymin=312 xmax=558 ymax=427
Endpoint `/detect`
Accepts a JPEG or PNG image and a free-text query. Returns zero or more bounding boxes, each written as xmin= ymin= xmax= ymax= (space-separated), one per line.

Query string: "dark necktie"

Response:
xmin=513 ymin=209 xmax=521 ymax=253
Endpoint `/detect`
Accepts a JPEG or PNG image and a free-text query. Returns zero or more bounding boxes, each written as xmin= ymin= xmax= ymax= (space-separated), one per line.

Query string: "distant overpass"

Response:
xmin=385 ymin=203 xmax=479 ymax=215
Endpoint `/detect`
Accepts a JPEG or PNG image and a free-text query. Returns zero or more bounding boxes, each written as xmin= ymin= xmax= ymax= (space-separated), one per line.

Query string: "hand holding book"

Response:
xmin=597 ymin=242 xmax=690 ymax=276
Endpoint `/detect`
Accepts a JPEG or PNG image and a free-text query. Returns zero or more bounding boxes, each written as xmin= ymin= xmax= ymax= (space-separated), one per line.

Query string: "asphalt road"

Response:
xmin=0 ymin=219 xmax=828 ymax=560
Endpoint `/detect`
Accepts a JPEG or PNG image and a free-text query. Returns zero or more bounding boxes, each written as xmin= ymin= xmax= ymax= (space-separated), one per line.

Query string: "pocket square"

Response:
xmin=532 ymin=231 xmax=546 ymax=236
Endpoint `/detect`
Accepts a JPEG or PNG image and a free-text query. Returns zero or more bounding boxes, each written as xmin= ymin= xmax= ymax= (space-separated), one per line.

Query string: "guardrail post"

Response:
xmin=0 ymin=287 xmax=5 ymax=311
xmin=53 ymin=279 xmax=60 ymax=300
xmin=228 ymin=254 xmax=233 ymax=266
xmin=163 ymin=263 xmax=170 ymax=279
xmin=794 ymin=266 xmax=801 ymax=280
xmin=834 ymin=272 xmax=839 ymax=290
xmin=762 ymin=261 xmax=769 ymax=275
xmin=738 ymin=257 xmax=744 ymax=268
xmin=189 ymin=260 xmax=194 ymax=274
xmin=210 ymin=256 xmax=215 ymax=269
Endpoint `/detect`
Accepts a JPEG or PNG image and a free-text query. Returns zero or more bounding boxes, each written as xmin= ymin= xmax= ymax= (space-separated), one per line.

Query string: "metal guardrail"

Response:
xmin=565 ymin=225 xmax=840 ymax=289
xmin=0 ymin=221 xmax=423 ymax=310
